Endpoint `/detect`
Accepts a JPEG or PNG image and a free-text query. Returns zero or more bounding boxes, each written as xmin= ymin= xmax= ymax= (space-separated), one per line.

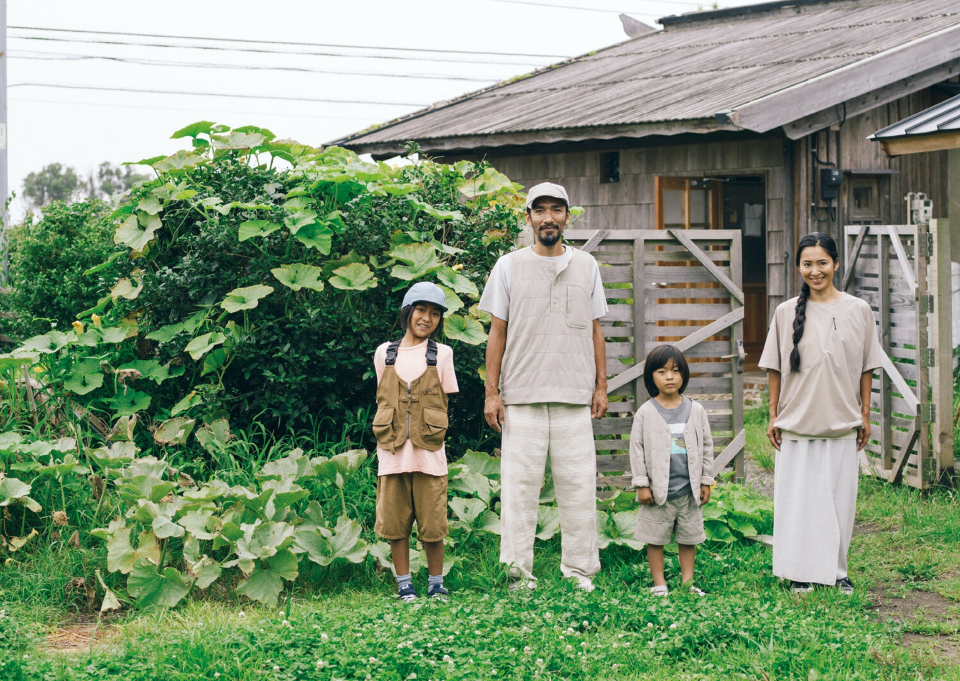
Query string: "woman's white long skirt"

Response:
xmin=773 ymin=438 xmax=859 ymax=585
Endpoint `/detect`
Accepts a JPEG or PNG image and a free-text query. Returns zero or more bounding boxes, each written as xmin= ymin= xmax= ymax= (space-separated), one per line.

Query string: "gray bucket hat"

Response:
xmin=402 ymin=281 xmax=448 ymax=311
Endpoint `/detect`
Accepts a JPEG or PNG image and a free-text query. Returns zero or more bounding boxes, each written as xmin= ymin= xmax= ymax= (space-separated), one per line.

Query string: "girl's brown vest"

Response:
xmin=372 ymin=339 xmax=449 ymax=452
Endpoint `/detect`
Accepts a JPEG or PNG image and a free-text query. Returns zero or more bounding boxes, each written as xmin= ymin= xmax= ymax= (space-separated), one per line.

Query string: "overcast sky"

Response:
xmin=7 ymin=0 xmax=758 ymax=217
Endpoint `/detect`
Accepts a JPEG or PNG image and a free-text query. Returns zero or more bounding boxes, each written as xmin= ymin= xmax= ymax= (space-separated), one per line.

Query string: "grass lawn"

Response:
xmin=2 ymin=407 xmax=959 ymax=680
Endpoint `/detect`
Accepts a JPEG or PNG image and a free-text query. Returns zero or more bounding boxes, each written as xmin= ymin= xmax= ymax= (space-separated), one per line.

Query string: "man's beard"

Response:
xmin=537 ymin=227 xmax=560 ymax=247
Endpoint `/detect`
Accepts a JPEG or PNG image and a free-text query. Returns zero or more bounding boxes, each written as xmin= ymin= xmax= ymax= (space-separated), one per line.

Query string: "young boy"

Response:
xmin=628 ymin=344 xmax=715 ymax=596
xmin=371 ymin=282 xmax=458 ymax=601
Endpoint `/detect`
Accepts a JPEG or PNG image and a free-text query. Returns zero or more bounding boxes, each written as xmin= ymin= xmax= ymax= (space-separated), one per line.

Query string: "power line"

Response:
xmin=8 ymin=35 xmax=548 ymax=68
xmin=9 ymin=83 xmax=428 ymax=107
xmin=10 ymin=25 xmax=571 ymax=60
xmin=9 ymin=96 xmax=371 ymax=123
xmin=9 ymin=52 xmax=500 ymax=83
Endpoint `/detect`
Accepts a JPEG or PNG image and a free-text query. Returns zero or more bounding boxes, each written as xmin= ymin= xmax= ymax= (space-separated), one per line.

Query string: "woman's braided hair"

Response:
xmin=789 ymin=232 xmax=839 ymax=373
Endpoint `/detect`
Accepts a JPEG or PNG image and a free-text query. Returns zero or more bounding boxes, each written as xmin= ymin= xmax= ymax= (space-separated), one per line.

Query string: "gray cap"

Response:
xmin=402 ymin=281 xmax=448 ymax=311
xmin=525 ymin=182 xmax=570 ymax=209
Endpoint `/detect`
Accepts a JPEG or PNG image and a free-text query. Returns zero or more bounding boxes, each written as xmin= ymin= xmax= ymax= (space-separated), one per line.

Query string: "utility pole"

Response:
xmin=0 ymin=0 xmax=7 ymax=279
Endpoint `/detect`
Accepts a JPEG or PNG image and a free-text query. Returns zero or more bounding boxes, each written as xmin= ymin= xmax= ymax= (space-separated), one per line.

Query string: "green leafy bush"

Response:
xmin=1 ymin=123 xmax=522 ymax=457
xmin=0 ymin=200 xmax=122 ymax=341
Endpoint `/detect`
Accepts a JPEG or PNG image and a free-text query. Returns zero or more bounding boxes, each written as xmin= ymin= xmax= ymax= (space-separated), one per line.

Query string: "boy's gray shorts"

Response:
xmin=634 ymin=492 xmax=706 ymax=546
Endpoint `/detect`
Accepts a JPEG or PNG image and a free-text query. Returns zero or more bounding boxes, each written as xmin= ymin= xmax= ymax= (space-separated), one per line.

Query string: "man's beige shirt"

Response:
xmin=759 ymin=292 xmax=884 ymax=439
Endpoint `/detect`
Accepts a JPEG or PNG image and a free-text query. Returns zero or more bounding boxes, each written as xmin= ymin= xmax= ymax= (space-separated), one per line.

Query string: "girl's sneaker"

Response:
xmin=650 ymin=585 xmax=669 ymax=597
xmin=835 ymin=577 xmax=854 ymax=595
xmin=790 ymin=581 xmax=813 ymax=594
xmin=428 ymin=584 xmax=449 ymax=601
xmin=397 ymin=584 xmax=419 ymax=602
xmin=688 ymin=585 xmax=706 ymax=596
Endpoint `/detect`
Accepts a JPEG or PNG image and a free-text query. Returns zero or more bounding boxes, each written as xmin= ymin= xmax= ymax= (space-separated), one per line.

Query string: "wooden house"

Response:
xmin=334 ymin=0 xmax=960 ymax=370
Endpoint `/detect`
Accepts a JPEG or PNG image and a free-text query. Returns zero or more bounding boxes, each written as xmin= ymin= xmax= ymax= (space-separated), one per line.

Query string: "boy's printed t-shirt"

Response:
xmin=373 ymin=339 xmax=458 ymax=477
xmin=651 ymin=397 xmax=693 ymax=500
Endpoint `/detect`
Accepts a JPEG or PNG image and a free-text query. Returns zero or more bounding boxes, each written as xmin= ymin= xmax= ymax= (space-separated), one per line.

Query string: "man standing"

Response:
xmin=479 ymin=182 xmax=608 ymax=591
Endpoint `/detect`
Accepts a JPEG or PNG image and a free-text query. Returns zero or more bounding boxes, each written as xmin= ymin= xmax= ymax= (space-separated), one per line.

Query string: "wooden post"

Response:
xmin=930 ymin=219 xmax=954 ymax=475
xmin=730 ymin=230 xmax=745 ymax=482
xmin=633 ymin=236 xmax=648 ymax=410
xmin=878 ymin=232 xmax=893 ymax=470
xmin=915 ymin=222 xmax=932 ymax=487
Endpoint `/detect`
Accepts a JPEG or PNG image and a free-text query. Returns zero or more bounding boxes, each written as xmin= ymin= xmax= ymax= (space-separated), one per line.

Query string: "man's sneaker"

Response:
xmin=790 ymin=581 xmax=813 ymax=594
xmin=574 ymin=576 xmax=595 ymax=593
xmin=650 ymin=585 xmax=669 ymax=597
xmin=509 ymin=577 xmax=538 ymax=591
xmin=397 ymin=583 xmax=418 ymax=602
xmin=835 ymin=577 xmax=854 ymax=595
xmin=428 ymin=584 xmax=449 ymax=601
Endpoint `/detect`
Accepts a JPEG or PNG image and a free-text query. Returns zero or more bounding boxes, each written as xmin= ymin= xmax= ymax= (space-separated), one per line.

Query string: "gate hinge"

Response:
xmin=924 ymin=460 xmax=939 ymax=484
xmin=919 ymin=294 xmax=935 ymax=314
xmin=917 ymin=232 xmax=935 ymax=258
xmin=921 ymin=404 xmax=936 ymax=423
xmin=920 ymin=348 xmax=936 ymax=367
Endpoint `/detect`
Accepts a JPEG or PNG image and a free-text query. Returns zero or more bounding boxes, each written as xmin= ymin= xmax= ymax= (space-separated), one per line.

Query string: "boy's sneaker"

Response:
xmin=397 ymin=583 xmax=419 ymax=602
xmin=650 ymin=585 xmax=669 ymax=597
xmin=428 ymin=584 xmax=449 ymax=601
xmin=835 ymin=577 xmax=854 ymax=595
xmin=790 ymin=581 xmax=813 ymax=594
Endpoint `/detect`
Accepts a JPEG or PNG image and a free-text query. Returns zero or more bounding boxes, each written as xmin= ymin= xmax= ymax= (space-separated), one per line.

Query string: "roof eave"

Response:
xmin=338 ymin=119 xmax=741 ymax=158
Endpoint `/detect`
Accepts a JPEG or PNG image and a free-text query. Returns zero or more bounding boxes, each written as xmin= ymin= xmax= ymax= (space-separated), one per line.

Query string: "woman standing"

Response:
xmin=758 ymin=232 xmax=883 ymax=594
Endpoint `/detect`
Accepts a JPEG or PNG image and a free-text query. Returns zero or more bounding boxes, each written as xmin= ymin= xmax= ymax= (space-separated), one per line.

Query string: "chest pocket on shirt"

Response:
xmin=795 ymin=316 xmax=836 ymax=372
xmin=565 ymin=285 xmax=590 ymax=329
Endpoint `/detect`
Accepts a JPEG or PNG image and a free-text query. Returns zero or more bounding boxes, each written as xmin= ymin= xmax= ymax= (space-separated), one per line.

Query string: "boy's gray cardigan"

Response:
xmin=628 ymin=399 xmax=716 ymax=506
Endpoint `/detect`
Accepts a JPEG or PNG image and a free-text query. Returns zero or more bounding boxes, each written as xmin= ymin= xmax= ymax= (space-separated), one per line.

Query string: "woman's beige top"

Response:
xmin=758 ymin=292 xmax=884 ymax=439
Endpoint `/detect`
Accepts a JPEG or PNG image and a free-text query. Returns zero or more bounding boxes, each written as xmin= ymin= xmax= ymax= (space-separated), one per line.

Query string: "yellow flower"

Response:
xmin=452 ymin=263 xmax=464 ymax=271
xmin=91 ymin=314 xmax=102 ymax=327
xmin=71 ymin=321 xmax=84 ymax=335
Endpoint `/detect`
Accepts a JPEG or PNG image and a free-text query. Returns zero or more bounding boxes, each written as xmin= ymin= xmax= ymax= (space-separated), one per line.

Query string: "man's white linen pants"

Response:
xmin=499 ymin=403 xmax=601 ymax=581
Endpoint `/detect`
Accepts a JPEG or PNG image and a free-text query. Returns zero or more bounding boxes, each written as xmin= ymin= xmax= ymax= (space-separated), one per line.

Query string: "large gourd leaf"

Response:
xmin=153 ymin=417 xmax=196 ymax=446
xmin=63 ymin=363 xmax=104 ymax=396
xmin=458 ymin=450 xmax=501 ymax=477
xmin=448 ymin=472 xmax=493 ymax=506
xmin=328 ymin=263 xmax=377 ymax=291
xmin=449 ymin=497 xmax=486 ymax=527
xmin=314 ymin=449 xmax=367 ymax=489
xmin=110 ymin=277 xmax=144 ymax=301
xmin=536 ymin=506 xmax=561 ymax=540
xmin=407 ymin=196 xmax=463 ymax=221
xmin=294 ymin=516 xmax=367 ymax=567
xmin=236 ymin=549 xmax=299 ymax=607
xmin=219 ymin=285 xmax=273 ymax=313
xmin=436 ymin=266 xmax=479 ymax=298
xmin=106 ymin=390 xmax=152 ymax=416
xmin=293 ymin=223 xmax=334 ymax=254
xmin=127 ymin=561 xmax=193 ymax=609
xmin=114 ymin=213 xmax=161 ymax=253
xmin=389 ymin=242 xmax=440 ymax=280
xmin=117 ymin=359 xmax=183 ymax=385
xmin=238 ymin=220 xmax=281 ymax=241
xmin=443 ymin=314 xmax=487 ymax=345
xmin=271 ymin=263 xmax=325 ymax=292
xmin=185 ymin=332 xmax=226 ymax=360
xmin=437 ymin=286 xmax=463 ymax=317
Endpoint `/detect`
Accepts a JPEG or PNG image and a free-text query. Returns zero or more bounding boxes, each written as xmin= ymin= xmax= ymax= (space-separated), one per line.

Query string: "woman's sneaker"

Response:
xmin=688 ymin=585 xmax=706 ymax=596
xmin=397 ymin=583 xmax=419 ymax=602
xmin=650 ymin=585 xmax=669 ymax=597
xmin=835 ymin=577 xmax=854 ymax=595
xmin=790 ymin=581 xmax=813 ymax=594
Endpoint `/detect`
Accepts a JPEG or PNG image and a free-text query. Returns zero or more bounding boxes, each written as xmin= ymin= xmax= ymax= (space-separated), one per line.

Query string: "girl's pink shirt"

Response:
xmin=373 ymin=339 xmax=458 ymax=477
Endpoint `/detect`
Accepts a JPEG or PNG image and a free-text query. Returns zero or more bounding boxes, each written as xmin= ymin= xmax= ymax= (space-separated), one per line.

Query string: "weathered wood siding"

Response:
xmin=795 ymin=88 xmax=951 ymax=288
xmin=484 ymin=137 xmax=788 ymax=322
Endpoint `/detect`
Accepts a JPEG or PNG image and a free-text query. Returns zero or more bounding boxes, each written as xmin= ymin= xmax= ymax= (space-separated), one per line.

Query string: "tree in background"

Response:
xmin=22 ymin=163 xmax=79 ymax=209
xmin=21 ymin=162 xmax=150 ymax=209
xmin=86 ymin=162 xmax=150 ymax=200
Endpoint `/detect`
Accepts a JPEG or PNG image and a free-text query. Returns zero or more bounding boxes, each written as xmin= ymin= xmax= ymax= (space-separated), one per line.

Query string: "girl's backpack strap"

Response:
xmin=426 ymin=339 xmax=438 ymax=367
xmin=384 ymin=340 xmax=402 ymax=366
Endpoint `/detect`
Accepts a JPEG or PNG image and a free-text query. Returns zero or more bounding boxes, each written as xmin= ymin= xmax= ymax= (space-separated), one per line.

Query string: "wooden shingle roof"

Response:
xmin=334 ymin=0 xmax=960 ymax=155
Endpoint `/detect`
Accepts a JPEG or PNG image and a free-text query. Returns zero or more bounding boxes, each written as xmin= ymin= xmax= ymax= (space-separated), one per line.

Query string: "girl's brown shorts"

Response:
xmin=374 ymin=472 xmax=449 ymax=542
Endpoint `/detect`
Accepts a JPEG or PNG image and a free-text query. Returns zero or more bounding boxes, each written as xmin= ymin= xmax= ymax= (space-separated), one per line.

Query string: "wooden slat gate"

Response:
xmin=565 ymin=229 xmax=747 ymax=489
xmin=843 ymin=218 xmax=953 ymax=489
